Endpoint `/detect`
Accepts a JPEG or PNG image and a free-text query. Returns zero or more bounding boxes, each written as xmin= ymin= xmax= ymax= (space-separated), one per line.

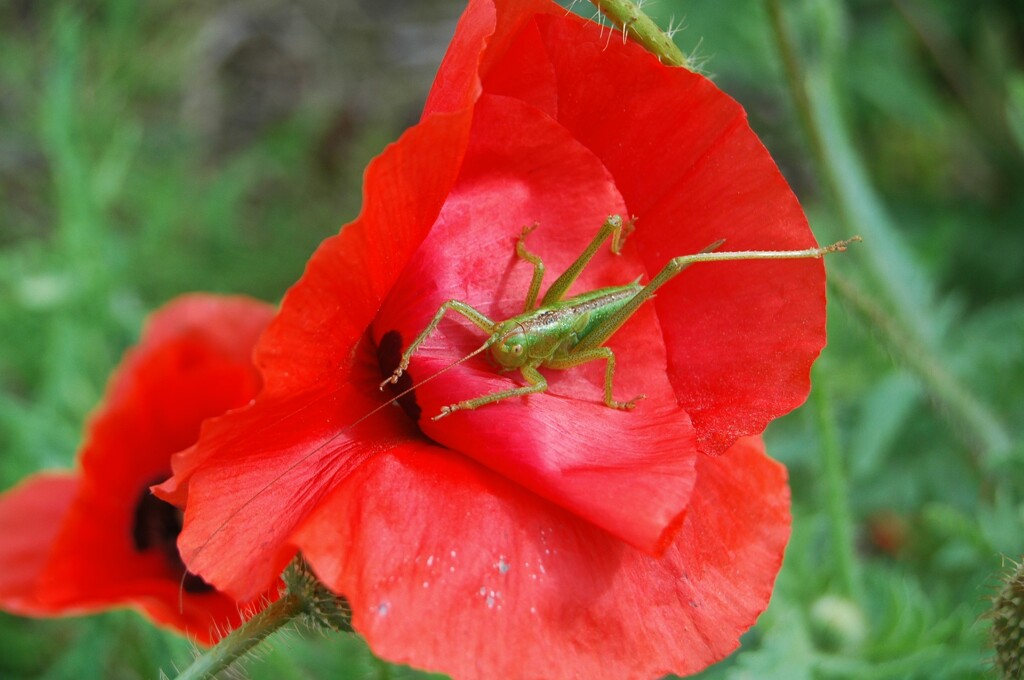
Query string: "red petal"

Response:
xmin=481 ymin=14 xmax=825 ymax=454
xmin=0 ymin=473 xmax=77 ymax=615
xmin=295 ymin=436 xmax=789 ymax=680
xmin=423 ymin=0 xmax=558 ymax=117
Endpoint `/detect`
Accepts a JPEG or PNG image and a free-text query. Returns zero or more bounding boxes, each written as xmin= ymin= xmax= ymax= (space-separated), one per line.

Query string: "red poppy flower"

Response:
xmin=0 ymin=294 xmax=275 ymax=644
xmin=158 ymin=0 xmax=822 ymax=675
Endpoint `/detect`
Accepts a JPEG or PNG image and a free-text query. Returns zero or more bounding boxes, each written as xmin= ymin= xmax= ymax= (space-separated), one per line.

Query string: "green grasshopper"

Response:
xmin=381 ymin=215 xmax=857 ymax=420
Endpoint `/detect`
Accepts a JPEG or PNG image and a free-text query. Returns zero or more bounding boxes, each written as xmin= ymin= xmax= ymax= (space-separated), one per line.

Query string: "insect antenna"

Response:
xmin=175 ymin=330 xmax=505 ymax=609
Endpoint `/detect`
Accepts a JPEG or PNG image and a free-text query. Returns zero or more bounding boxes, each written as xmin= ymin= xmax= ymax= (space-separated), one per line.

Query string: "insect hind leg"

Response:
xmin=546 ymin=347 xmax=645 ymax=410
xmin=516 ymin=223 xmax=545 ymax=312
xmin=541 ymin=214 xmax=633 ymax=306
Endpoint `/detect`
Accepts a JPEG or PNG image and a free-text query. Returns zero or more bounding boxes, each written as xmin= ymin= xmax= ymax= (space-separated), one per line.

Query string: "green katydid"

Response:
xmin=381 ymin=214 xmax=858 ymax=420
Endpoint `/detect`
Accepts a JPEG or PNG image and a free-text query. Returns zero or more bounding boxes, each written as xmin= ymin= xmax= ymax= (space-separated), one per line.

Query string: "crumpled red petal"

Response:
xmin=294 ymin=436 xmax=789 ymax=680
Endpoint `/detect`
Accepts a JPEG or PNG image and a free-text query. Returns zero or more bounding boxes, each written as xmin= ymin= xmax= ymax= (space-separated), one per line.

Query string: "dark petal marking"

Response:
xmin=377 ymin=330 xmax=422 ymax=422
xmin=132 ymin=477 xmax=215 ymax=594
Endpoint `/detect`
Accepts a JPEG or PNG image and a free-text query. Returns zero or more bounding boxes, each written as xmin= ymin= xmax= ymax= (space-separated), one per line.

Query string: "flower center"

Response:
xmin=376 ymin=329 xmax=422 ymax=422
xmin=132 ymin=477 xmax=214 ymax=593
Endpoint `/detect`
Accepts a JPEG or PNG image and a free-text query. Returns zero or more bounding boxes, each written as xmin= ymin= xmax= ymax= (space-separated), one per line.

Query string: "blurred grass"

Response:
xmin=1 ymin=0 xmax=1023 ymax=678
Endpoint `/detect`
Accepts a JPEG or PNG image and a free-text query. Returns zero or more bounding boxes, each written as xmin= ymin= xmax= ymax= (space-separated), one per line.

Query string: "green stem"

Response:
xmin=764 ymin=0 xmax=1011 ymax=462
xmin=173 ymin=593 xmax=306 ymax=680
xmin=586 ymin=0 xmax=689 ymax=68
xmin=172 ymin=559 xmax=352 ymax=680
xmin=764 ymin=0 xmax=823 ymax=169
xmin=829 ymin=271 xmax=1007 ymax=470
xmin=893 ymin=0 xmax=1022 ymax=165
xmin=766 ymin=0 xmax=916 ymax=331
xmin=812 ymin=366 xmax=863 ymax=601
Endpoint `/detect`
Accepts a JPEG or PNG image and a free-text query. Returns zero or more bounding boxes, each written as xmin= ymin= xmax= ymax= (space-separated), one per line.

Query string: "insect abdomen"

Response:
xmin=561 ymin=285 xmax=642 ymax=348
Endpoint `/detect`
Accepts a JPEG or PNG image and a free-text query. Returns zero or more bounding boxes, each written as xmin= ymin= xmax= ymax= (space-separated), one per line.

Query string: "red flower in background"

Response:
xmin=0 ymin=295 xmax=275 ymax=644
xmin=159 ymin=0 xmax=823 ymax=676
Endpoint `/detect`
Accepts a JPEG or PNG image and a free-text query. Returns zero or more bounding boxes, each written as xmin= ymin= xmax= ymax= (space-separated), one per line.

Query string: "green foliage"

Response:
xmin=2 ymin=0 xmax=1023 ymax=678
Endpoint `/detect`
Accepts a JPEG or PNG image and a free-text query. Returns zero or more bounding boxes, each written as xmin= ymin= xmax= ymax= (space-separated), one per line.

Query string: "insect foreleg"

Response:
xmin=541 ymin=214 xmax=633 ymax=306
xmin=546 ymin=347 xmax=644 ymax=410
xmin=516 ymin=223 xmax=545 ymax=312
xmin=380 ymin=300 xmax=496 ymax=389
xmin=433 ymin=365 xmax=548 ymax=420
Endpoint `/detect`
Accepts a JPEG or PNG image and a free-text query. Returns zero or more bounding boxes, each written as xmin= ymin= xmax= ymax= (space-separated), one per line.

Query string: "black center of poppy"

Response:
xmin=132 ymin=478 xmax=214 ymax=594
xmin=376 ymin=329 xmax=422 ymax=422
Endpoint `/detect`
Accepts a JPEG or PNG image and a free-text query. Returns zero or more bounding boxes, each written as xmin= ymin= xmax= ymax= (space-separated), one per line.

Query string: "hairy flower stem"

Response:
xmin=812 ymin=368 xmax=863 ymax=602
xmin=172 ymin=560 xmax=351 ymax=680
xmin=172 ymin=593 xmax=306 ymax=680
xmin=765 ymin=0 xmax=1010 ymax=464
xmin=586 ymin=0 xmax=689 ymax=68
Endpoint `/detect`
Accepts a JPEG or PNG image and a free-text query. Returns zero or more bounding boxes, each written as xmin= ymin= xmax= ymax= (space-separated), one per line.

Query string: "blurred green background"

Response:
xmin=1 ymin=0 xmax=1022 ymax=677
